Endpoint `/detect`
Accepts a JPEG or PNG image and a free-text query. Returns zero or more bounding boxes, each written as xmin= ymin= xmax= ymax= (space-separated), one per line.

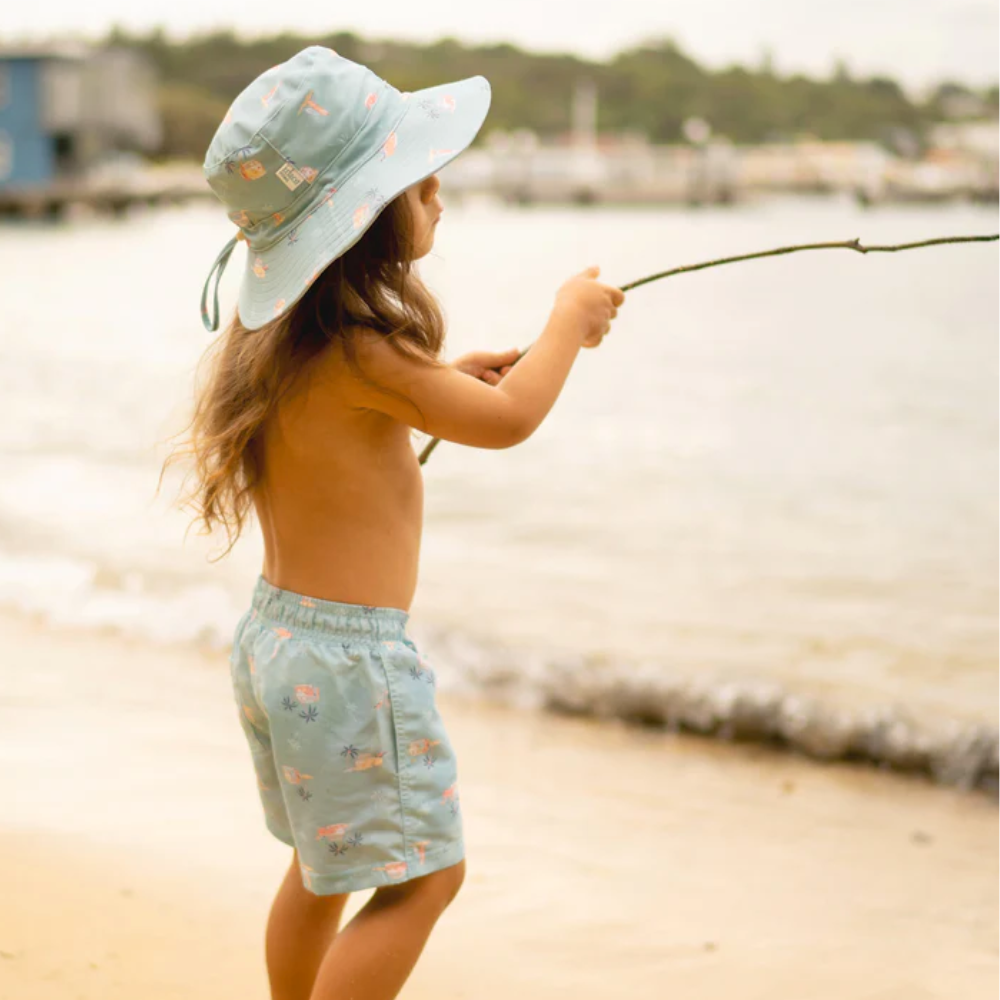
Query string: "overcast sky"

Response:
xmin=3 ymin=0 xmax=997 ymax=92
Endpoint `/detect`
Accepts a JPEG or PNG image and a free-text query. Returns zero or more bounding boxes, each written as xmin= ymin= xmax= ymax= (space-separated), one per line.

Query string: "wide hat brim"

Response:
xmin=234 ymin=75 xmax=491 ymax=330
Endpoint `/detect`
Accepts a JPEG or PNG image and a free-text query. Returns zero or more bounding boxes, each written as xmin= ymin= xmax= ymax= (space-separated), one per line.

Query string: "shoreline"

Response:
xmin=1 ymin=607 xmax=997 ymax=998
xmin=5 ymin=597 xmax=998 ymax=799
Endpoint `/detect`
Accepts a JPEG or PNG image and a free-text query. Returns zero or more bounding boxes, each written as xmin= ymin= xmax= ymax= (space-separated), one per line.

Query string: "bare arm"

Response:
xmin=339 ymin=267 xmax=624 ymax=449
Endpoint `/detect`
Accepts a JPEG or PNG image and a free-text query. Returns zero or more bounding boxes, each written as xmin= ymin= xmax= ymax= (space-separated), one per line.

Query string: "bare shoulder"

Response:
xmin=332 ymin=325 xmax=527 ymax=450
xmin=337 ymin=325 xmax=445 ymax=405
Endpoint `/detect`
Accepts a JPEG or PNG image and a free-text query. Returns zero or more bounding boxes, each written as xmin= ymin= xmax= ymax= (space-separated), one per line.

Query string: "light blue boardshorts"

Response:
xmin=228 ymin=575 xmax=464 ymax=895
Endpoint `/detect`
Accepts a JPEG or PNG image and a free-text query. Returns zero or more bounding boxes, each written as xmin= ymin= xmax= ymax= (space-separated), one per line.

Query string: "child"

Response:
xmin=166 ymin=46 xmax=624 ymax=1000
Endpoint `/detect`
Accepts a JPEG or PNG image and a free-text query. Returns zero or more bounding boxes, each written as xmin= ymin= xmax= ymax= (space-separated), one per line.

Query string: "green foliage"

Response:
xmin=102 ymin=28 xmax=996 ymax=159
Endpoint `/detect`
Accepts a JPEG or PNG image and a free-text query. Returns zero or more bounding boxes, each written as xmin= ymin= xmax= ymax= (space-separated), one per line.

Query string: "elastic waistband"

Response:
xmin=250 ymin=575 xmax=410 ymax=644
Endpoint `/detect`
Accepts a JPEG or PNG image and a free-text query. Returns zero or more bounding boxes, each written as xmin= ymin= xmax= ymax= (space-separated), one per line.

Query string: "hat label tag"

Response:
xmin=276 ymin=162 xmax=306 ymax=190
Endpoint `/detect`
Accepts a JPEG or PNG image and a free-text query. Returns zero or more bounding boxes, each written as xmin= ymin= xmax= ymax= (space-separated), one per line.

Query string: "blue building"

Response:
xmin=0 ymin=44 xmax=161 ymax=191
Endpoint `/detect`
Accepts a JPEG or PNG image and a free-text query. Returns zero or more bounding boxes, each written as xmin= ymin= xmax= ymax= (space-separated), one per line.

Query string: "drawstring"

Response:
xmin=200 ymin=232 xmax=244 ymax=332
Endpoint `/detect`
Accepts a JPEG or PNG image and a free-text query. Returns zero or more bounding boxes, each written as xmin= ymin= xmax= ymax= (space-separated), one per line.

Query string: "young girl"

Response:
xmin=166 ymin=46 xmax=624 ymax=1000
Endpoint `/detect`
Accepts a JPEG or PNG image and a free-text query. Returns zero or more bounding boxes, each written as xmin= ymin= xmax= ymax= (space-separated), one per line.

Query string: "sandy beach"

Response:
xmin=1 ymin=608 xmax=996 ymax=999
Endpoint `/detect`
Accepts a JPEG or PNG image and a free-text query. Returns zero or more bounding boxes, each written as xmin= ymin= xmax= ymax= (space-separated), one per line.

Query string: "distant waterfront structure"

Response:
xmin=0 ymin=44 xmax=192 ymax=217
xmin=0 ymin=44 xmax=160 ymax=189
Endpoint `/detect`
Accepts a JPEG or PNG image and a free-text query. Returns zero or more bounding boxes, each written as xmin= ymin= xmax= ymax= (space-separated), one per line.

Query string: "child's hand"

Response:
xmin=554 ymin=265 xmax=625 ymax=348
xmin=450 ymin=347 xmax=522 ymax=386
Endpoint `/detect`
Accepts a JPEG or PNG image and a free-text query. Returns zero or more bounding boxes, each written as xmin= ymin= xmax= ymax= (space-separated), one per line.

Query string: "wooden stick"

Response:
xmin=418 ymin=232 xmax=999 ymax=466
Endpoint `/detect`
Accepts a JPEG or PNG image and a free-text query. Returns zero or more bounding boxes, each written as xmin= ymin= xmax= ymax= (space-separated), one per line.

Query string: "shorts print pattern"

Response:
xmin=228 ymin=575 xmax=464 ymax=896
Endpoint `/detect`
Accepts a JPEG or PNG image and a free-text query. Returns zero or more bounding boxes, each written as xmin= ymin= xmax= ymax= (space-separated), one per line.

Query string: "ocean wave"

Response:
xmin=420 ymin=626 xmax=999 ymax=798
xmin=1 ymin=561 xmax=995 ymax=798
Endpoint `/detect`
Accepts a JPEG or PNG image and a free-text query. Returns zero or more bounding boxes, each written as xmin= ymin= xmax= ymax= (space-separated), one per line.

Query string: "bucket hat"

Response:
xmin=199 ymin=45 xmax=491 ymax=332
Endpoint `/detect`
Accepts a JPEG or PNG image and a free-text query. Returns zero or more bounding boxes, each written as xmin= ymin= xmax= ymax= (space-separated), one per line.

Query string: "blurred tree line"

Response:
xmin=104 ymin=27 xmax=998 ymax=161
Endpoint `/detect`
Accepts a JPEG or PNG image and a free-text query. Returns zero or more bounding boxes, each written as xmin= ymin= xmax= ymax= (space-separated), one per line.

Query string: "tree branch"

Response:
xmin=619 ymin=234 xmax=999 ymax=291
xmin=418 ymin=232 xmax=998 ymax=466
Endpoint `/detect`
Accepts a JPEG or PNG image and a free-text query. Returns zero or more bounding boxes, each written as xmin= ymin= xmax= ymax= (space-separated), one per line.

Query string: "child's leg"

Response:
xmin=308 ymin=859 xmax=465 ymax=1000
xmin=267 ymin=851 xmax=350 ymax=1000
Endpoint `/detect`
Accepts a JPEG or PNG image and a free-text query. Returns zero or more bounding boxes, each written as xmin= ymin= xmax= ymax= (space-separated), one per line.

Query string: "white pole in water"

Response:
xmin=570 ymin=79 xmax=600 ymax=203
xmin=573 ymin=79 xmax=598 ymax=151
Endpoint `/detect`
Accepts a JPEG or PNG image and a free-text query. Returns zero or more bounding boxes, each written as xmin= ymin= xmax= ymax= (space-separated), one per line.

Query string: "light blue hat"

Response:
xmin=200 ymin=45 xmax=491 ymax=331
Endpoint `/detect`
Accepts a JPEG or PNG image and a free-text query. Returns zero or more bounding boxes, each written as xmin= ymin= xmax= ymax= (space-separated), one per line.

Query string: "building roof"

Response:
xmin=0 ymin=42 xmax=89 ymax=62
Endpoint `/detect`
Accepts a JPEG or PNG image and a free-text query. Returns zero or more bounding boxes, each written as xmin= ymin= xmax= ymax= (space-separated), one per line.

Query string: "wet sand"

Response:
xmin=0 ymin=609 xmax=996 ymax=999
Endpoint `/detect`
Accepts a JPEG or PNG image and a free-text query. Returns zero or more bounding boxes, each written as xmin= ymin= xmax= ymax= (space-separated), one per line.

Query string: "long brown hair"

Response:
xmin=158 ymin=191 xmax=447 ymax=561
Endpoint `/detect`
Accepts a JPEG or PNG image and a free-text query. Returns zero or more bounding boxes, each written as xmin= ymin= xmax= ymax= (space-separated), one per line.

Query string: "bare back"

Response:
xmin=252 ymin=340 xmax=423 ymax=613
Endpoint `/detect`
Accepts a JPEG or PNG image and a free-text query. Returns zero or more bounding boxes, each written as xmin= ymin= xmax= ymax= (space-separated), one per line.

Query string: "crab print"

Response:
xmin=365 ymin=91 xmax=378 ymax=110
xmin=373 ymin=861 xmax=408 ymax=880
xmin=295 ymin=685 xmax=320 ymax=704
xmin=413 ymin=841 xmax=431 ymax=864
xmin=282 ymin=765 xmax=313 ymax=785
xmin=252 ymin=257 xmax=268 ymax=279
xmin=239 ymin=159 xmax=267 ymax=181
xmin=408 ymin=738 xmax=441 ymax=757
xmin=316 ymin=823 xmax=351 ymax=840
xmin=344 ymin=751 xmax=386 ymax=773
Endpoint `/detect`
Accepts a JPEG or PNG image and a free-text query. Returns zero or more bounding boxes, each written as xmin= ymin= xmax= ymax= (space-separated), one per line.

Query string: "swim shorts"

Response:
xmin=228 ymin=575 xmax=464 ymax=895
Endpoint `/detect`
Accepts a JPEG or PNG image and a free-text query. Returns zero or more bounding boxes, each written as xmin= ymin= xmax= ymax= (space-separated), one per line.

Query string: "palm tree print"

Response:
xmin=422 ymin=755 xmax=436 ymax=770
xmin=297 ymin=788 xmax=313 ymax=802
xmin=409 ymin=665 xmax=424 ymax=681
xmin=340 ymin=744 xmax=360 ymax=760
xmin=281 ymin=696 xmax=296 ymax=711
xmin=345 ymin=833 xmax=364 ymax=848
xmin=299 ymin=706 xmax=319 ymax=724
xmin=328 ymin=841 xmax=348 ymax=856
xmin=287 ymin=736 xmax=302 ymax=752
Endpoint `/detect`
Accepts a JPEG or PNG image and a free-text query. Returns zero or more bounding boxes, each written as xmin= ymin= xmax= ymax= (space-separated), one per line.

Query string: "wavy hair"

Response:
xmin=158 ymin=192 xmax=446 ymax=561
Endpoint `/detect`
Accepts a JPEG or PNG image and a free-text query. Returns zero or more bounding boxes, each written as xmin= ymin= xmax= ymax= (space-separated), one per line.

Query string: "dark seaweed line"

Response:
xmin=540 ymin=669 xmax=998 ymax=797
xmin=451 ymin=648 xmax=998 ymax=798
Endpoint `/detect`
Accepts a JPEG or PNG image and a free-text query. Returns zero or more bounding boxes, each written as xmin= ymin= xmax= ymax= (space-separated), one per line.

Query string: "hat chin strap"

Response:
xmin=200 ymin=233 xmax=242 ymax=332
